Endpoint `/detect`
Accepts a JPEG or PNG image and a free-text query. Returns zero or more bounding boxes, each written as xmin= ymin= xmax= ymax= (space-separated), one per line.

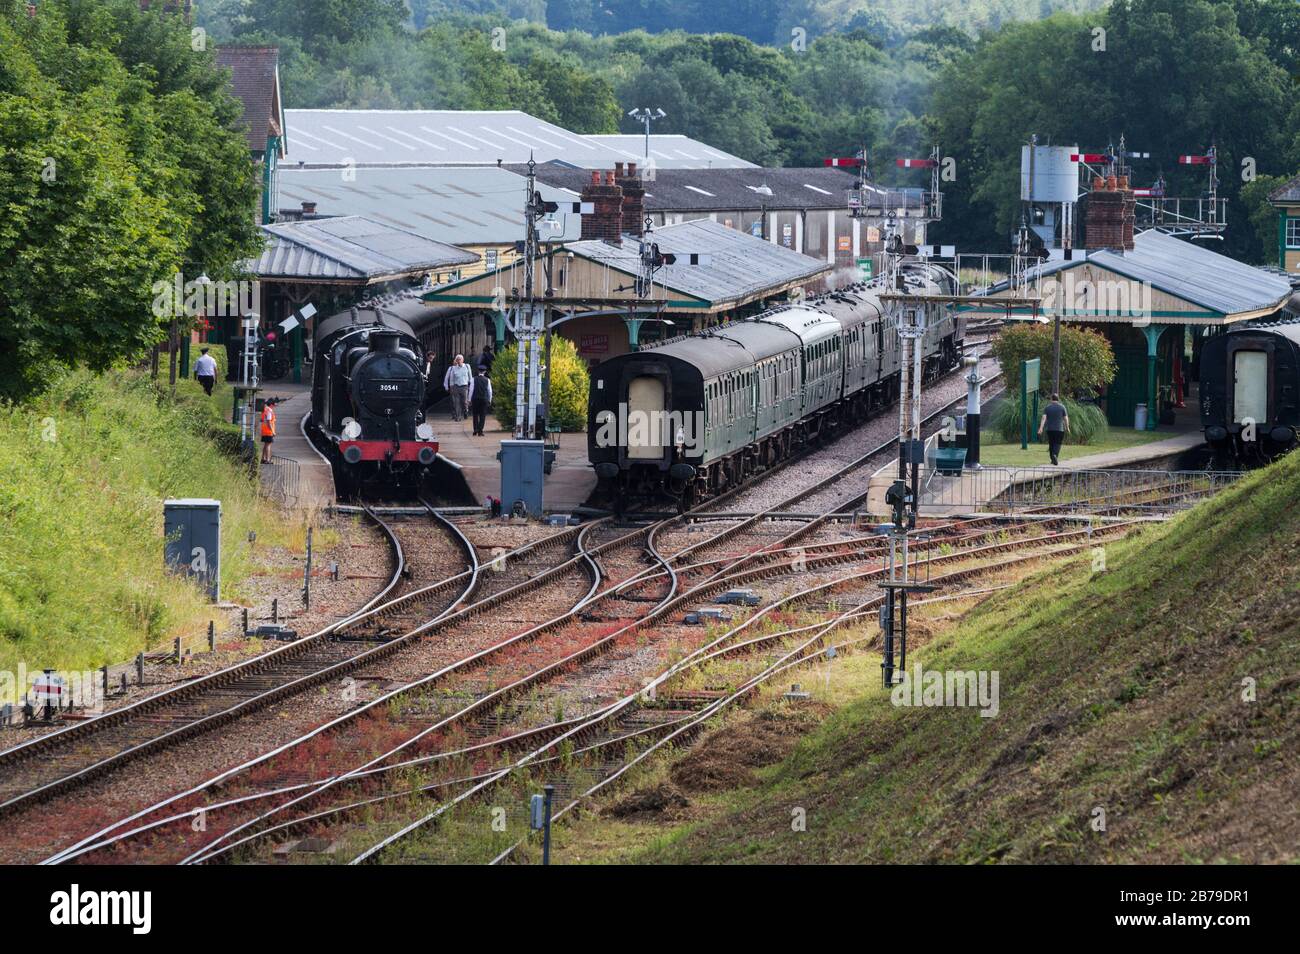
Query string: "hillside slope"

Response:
xmin=633 ymin=456 xmax=1300 ymax=863
xmin=0 ymin=366 xmax=292 ymax=675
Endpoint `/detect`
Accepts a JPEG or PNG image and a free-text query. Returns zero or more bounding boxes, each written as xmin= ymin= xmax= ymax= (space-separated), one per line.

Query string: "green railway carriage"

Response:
xmin=589 ymin=277 xmax=964 ymax=511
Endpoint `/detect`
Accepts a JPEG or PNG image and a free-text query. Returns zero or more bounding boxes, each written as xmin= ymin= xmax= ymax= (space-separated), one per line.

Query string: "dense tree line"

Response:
xmin=0 ymin=0 xmax=262 ymax=399
xmin=198 ymin=0 xmax=1300 ymax=263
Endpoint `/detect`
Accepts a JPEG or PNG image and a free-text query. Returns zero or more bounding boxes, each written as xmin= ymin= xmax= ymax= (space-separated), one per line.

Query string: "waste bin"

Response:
xmin=934 ymin=447 xmax=967 ymax=475
xmin=1134 ymin=402 xmax=1148 ymax=431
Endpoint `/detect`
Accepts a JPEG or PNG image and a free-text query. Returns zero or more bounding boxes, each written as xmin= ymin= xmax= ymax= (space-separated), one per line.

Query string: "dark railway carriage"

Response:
xmin=589 ymin=278 xmax=964 ymax=511
xmin=1200 ymin=321 xmax=1300 ymax=463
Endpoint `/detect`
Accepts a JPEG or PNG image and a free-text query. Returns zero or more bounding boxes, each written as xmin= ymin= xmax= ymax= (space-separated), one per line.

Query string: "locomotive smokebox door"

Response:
xmin=164 ymin=499 xmax=221 ymax=601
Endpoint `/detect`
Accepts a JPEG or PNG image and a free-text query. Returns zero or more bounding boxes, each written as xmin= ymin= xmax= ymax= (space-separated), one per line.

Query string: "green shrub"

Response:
xmin=488 ymin=336 xmax=590 ymax=431
xmin=991 ymin=323 xmax=1117 ymax=396
xmin=988 ymin=396 xmax=1109 ymax=445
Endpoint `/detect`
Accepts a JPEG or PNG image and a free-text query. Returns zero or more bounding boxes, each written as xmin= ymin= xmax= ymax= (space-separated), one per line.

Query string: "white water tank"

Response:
xmin=1020 ymin=145 xmax=1079 ymax=204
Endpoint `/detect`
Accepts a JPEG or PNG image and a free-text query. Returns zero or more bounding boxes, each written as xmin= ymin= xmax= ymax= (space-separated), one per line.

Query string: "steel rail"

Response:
xmin=346 ymin=515 xmax=1125 ymax=864
xmin=0 ymin=507 xmax=410 ymax=818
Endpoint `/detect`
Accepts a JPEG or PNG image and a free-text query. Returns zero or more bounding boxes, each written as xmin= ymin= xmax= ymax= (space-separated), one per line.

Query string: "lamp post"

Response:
xmin=627 ymin=107 xmax=666 ymax=159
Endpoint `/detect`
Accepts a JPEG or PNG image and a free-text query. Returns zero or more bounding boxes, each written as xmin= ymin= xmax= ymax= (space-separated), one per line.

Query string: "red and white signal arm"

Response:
xmin=32 ymin=672 xmax=66 ymax=703
xmin=1178 ymin=155 xmax=1213 ymax=165
xmin=824 ymin=157 xmax=863 ymax=167
xmin=895 ymin=158 xmax=938 ymax=168
xmin=1070 ymin=153 xmax=1108 ymax=163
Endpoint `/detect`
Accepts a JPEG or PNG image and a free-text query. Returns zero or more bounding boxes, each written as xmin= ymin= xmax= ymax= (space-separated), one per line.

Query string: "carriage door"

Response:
xmin=627 ymin=375 xmax=666 ymax=460
xmin=1232 ymin=350 xmax=1268 ymax=424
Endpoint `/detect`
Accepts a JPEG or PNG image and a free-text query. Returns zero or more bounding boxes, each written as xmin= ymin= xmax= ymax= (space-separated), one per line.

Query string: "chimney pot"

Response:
xmin=615 ymin=162 xmax=624 ymax=178
xmin=301 ymin=201 xmax=317 ymax=215
xmin=628 ymin=161 xmax=638 ymax=177
xmin=591 ymin=171 xmax=600 ymax=185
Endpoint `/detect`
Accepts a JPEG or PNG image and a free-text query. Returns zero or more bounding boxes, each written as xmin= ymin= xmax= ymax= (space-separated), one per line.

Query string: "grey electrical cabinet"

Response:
xmin=164 ymin=498 xmax=221 ymax=601
xmin=497 ymin=440 xmax=545 ymax=517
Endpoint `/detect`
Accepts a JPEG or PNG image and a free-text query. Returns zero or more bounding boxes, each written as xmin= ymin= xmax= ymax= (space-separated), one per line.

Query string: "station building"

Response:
xmin=421 ymin=207 xmax=832 ymax=365
xmin=1268 ymin=172 xmax=1300 ymax=273
xmin=517 ymin=161 xmax=933 ymax=272
xmin=971 ymin=185 xmax=1292 ymax=428
xmin=225 ymin=216 xmax=475 ymax=381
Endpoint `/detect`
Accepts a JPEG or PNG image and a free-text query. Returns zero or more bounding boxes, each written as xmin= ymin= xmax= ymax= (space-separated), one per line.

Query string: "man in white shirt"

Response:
xmin=443 ymin=353 xmax=472 ymax=421
xmin=194 ymin=347 xmax=218 ymax=396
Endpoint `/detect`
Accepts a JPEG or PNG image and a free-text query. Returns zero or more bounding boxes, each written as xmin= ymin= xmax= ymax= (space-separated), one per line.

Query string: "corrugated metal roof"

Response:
xmin=565 ymin=219 xmax=830 ymax=305
xmin=1269 ymin=172 xmax=1300 ymax=203
xmin=247 ymin=216 xmax=476 ymax=282
xmin=282 ymin=110 xmax=753 ymax=168
xmin=513 ymin=163 xmax=865 ymax=211
xmin=995 ymin=231 xmax=1291 ymax=317
xmin=582 ymin=134 xmax=756 ymax=168
xmin=274 ymin=165 xmax=581 ymax=246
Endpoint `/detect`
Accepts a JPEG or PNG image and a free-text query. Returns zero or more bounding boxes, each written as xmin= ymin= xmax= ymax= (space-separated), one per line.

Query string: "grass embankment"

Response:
xmin=0 ymin=360 xmax=296 ymax=676
xmin=558 ymin=454 xmax=1300 ymax=864
xmin=977 ymin=427 xmax=1168 ymax=467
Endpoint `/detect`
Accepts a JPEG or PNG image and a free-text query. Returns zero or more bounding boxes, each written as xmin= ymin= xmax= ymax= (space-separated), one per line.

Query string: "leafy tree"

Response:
xmin=1240 ymin=173 xmax=1289 ymax=266
xmin=991 ymin=323 xmax=1117 ymax=397
xmin=0 ymin=0 xmax=261 ymax=399
xmin=525 ymin=56 xmax=620 ymax=132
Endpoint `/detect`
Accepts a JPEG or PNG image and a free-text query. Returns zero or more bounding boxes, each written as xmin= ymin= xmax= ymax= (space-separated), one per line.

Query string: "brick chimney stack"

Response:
xmin=1084 ymin=174 xmax=1135 ymax=251
xmin=580 ymin=170 xmax=624 ymax=244
xmin=617 ymin=162 xmax=645 ymax=238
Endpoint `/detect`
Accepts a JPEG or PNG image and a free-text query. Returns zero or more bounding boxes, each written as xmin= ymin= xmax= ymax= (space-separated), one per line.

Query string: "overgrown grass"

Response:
xmin=575 ymin=452 xmax=1300 ymax=864
xmin=0 ymin=363 xmax=296 ymax=675
xmin=989 ymin=395 xmax=1109 ymax=445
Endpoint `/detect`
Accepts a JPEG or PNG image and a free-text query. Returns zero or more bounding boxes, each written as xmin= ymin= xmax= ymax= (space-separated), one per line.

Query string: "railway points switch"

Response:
xmin=716 ymin=588 xmax=760 ymax=606
xmin=163 ymin=499 xmax=221 ymax=601
xmin=684 ymin=608 xmax=732 ymax=625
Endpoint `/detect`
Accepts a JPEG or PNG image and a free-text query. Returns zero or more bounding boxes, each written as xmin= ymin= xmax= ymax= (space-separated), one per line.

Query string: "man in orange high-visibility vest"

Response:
xmin=260 ymin=398 xmax=278 ymax=463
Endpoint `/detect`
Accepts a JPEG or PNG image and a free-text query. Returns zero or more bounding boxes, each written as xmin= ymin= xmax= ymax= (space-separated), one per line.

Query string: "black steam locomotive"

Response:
xmin=309 ymin=307 xmax=439 ymax=496
xmin=1200 ymin=320 xmax=1300 ymax=464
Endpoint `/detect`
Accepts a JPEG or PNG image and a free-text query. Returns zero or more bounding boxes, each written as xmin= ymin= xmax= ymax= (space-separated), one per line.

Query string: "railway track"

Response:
xmin=0 ymin=504 xmax=474 ymax=821
xmin=27 ymin=354 xmax=1000 ymax=863
xmin=340 ymin=514 xmax=1136 ymax=864
xmin=41 ymin=359 xmax=1005 ymax=863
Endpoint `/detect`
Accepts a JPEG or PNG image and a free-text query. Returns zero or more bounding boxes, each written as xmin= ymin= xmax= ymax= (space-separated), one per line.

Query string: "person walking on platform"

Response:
xmin=478 ymin=344 xmax=495 ymax=373
xmin=260 ymin=397 xmax=278 ymax=464
xmin=443 ymin=354 xmax=472 ymax=422
xmin=1038 ymin=393 xmax=1070 ymax=466
xmin=469 ymin=365 xmax=493 ymax=436
xmin=194 ymin=347 xmax=218 ymax=396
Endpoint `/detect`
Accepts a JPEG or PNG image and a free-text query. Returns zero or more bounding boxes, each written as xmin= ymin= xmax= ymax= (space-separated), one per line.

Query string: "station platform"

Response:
xmin=253 ymin=381 xmax=336 ymax=509
xmin=427 ymin=400 xmax=597 ymax=512
xmin=866 ymin=414 xmax=1208 ymax=518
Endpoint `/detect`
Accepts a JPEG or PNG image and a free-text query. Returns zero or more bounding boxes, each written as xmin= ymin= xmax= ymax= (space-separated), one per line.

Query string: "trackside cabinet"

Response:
xmin=164 ymin=498 xmax=221 ymax=601
xmin=497 ymin=440 xmax=545 ymax=517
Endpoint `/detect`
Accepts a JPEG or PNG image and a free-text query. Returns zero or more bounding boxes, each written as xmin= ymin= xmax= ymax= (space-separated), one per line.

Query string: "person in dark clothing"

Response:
xmin=469 ymin=365 xmax=494 ymax=436
xmin=1038 ymin=393 xmax=1070 ymax=465
xmin=478 ymin=344 xmax=495 ymax=373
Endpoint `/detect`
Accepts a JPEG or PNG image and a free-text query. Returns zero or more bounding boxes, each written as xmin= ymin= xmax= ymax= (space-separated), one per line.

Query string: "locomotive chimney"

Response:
xmin=368 ymin=331 xmax=401 ymax=353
